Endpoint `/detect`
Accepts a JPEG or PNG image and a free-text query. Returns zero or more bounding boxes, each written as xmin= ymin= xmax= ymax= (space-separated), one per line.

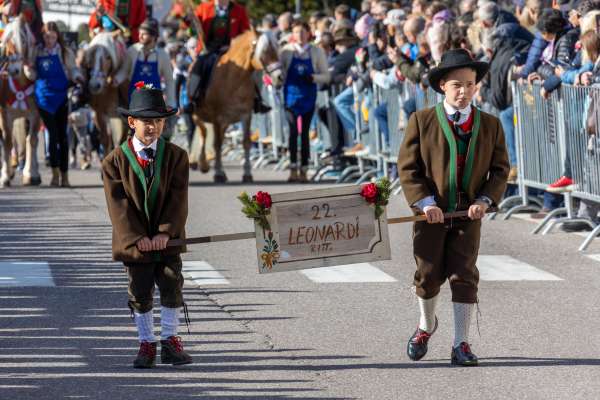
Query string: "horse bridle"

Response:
xmin=252 ymin=36 xmax=281 ymax=76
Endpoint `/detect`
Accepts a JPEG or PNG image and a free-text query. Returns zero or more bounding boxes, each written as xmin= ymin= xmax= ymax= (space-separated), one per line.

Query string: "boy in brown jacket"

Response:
xmin=398 ymin=49 xmax=509 ymax=366
xmin=102 ymin=82 xmax=192 ymax=368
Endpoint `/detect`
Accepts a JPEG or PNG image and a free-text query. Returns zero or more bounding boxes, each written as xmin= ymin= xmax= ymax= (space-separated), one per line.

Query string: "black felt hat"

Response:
xmin=427 ymin=49 xmax=489 ymax=94
xmin=118 ymin=84 xmax=177 ymax=119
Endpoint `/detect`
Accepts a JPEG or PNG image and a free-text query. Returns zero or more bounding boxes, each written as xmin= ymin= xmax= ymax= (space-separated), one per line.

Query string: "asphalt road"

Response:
xmin=2 ymin=161 xmax=600 ymax=400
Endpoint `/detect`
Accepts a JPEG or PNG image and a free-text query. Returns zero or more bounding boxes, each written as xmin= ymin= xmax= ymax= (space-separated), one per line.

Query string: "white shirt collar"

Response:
xmin=132 ymin=135 xmax=158 ymax=160
xmin=443 ymin=99 xmax=471 ymax=125
xmin=293 ymin=43 xmax=311 ymax=55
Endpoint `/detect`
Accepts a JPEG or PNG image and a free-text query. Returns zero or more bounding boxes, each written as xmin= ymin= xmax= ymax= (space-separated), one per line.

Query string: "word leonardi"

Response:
xmin=287 ymin=217 xmax=360 ymax=246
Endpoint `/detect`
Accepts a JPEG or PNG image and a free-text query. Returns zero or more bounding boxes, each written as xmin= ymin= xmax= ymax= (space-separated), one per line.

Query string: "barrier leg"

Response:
xmin=531 ymin=207 xmax=566 ymax=234
xmin=313 ymin=165 xmax=336 ymax=182
xmin=336 ymin=165 xmax=360 ymax=183
xmin=579 ymin=224 xmax=600 ymax=251
xmin=542 ymin=217 xmax=596 ymax=235
xmin=355 ymin=168 xmax=378 ymax=184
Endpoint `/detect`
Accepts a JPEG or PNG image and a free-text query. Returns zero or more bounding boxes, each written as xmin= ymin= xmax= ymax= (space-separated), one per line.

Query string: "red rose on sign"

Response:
xmin=255 ymin=191 xmax=272 ymax=209
xmin=361 ymin=183 xmax=378 ymax=204
xmin=134 ymin=81 xmax=145 ymax=90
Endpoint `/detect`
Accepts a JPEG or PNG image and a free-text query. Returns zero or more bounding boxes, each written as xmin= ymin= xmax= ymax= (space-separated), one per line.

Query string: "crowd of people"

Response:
xmin=252 ymin=0 xmax=600 ymax=230
xmin=2 ymin=0 xmax=600 ymax=229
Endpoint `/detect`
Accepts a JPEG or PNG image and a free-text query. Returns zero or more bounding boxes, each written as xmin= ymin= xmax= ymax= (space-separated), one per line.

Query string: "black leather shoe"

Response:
xmin=451 ymin=342 xmax=479 ymax=366
xmin=133 ymin=341 xmax=156 ymax=369
xmin=406 ymin=316 xmax=438 ymax=361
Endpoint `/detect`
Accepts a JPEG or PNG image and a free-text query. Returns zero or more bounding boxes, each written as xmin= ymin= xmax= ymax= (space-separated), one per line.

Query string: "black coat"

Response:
xmin=480 ymin=32 xmax=532 ymax=110
xmin=537 ymin=27 xmax=580 ymax=79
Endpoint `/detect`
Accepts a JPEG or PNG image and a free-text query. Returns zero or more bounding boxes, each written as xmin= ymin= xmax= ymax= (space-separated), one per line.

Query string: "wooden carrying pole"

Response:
xmin=167 ymin=209 xmax=494 ymax=247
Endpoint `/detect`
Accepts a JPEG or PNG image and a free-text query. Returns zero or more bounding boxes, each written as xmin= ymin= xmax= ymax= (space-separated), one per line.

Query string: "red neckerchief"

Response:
xmin=447 ymin=108 xmax=475 ymax=134
xmin=127 ymin=138 xmax=150 ymax=169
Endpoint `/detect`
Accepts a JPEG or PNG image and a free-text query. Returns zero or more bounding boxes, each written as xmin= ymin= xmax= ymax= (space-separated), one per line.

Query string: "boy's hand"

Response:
xmin=423 ymin=206 xmax=444 ymax=224
xmin=468 ymin=200 xmax=489 ymax=220
xmin=151 ymin=233 xmax=170 ymax=251
xmin=136 ymin=236 xmax=152 ymax=252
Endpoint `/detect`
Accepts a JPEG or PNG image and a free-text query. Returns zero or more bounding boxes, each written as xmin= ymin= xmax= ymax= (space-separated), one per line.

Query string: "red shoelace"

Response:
xmin=168 ymin=336 xmax=184 ymax=353
xmin=460 ymin=342 xmax=472 ymax=354
xmin=139 ymin=342 xmax=156 ymax=357
xmin=412 ymin=330 xmax=432 ymax=344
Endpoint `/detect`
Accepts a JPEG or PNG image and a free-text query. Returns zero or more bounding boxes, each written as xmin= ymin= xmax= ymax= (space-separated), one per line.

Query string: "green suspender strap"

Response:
xmin=120 ymin=137 xmax=166 ymax=223
xmin=434 ymin=103 xmax=481 ymax=212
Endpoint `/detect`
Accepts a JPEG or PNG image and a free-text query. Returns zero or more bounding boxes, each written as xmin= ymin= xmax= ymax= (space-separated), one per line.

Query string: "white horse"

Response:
xmin=0 ymin=15 xmax=40 ymax=187
xmin=83 ymin=32 xmax=128 ymax=154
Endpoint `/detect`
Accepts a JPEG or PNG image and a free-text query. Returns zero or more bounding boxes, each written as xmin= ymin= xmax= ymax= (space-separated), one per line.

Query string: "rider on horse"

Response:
xmin=190 ymin=0 xmax=270 ymax=113
xmin=0 ymin=0 xmax=42 ymax=42
xmin=89 ymin=0 xmax=147 ymax=43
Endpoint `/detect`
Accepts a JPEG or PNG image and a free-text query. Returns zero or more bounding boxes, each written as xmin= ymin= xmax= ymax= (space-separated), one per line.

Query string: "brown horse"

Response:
xmin=0 ymin=15 xmax=40 ymax=187
xmin=190 ymin=29 xmax=281 ymax=183
xmin=83 ymin=32 xmax=128 ymax=155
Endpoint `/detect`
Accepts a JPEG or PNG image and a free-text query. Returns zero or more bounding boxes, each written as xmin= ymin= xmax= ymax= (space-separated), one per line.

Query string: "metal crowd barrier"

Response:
xmin=496 ymin=81 xmax=600 ymax=251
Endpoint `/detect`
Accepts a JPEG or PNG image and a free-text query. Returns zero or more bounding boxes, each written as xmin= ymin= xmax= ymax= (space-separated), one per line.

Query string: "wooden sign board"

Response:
xmin=254 ymin=185 xmax=391 ymax=273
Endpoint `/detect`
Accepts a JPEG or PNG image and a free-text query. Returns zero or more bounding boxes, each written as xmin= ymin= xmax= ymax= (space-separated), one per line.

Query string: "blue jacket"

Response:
xmin=519 ymin=32 xmax=548 ymax=78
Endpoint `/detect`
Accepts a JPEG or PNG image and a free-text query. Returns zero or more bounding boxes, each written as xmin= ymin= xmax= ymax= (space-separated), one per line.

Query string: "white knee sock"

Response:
xmin=453 ymin=302 xmax=474 ymax=348
xmin=418 ymin=295 xmax=438 ymax=333
xmin=160 ymin=306 xmax=180 ymax=340
xmin=134 ymin=310 xmax=156 ymax=343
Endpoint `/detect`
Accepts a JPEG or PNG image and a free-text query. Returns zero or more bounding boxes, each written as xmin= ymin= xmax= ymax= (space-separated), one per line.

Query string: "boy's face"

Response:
xmin=128 ymin=116 xmax=165 ymax=146
xmin=440 ymin=68 xmax=477 ymax=110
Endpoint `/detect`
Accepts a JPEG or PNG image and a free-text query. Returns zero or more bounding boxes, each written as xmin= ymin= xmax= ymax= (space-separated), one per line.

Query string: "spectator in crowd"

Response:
xmin=516 ymin=0 xmax=552 ymax=79
xmin=29 ymin=21 xmax=84 ymax=187
xmin=278 ymin=12 xmax=294 ymax=44
xmin=479 ymin=25 xmax=532 ymax=182
xmin=529 ymin=9 xmax=579 ymax=84
xmin=335 ymin=4 xmax=352 ymax=22
xmin=280 ymin=20 xmax=331 ymax=183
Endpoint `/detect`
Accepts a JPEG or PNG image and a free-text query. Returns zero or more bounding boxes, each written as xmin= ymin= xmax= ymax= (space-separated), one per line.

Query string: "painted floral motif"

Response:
xmin=260 ymin=231 xmax=280 ymax=271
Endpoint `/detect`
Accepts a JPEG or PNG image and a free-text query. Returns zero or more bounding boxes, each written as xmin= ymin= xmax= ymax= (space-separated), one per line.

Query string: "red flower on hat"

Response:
xmin=134 ymin=81 xmax=145 ymax=91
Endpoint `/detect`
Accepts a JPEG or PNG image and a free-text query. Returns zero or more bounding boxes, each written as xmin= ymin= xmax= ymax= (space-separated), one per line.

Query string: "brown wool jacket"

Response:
xmin=398 ymin=104 xmax=510 ymax=213
xmin=102 ymin=137 xmax=189 ymax=262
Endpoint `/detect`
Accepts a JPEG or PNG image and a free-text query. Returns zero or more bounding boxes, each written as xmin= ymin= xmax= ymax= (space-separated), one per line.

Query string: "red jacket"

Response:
xmin=195 ymin=0 xmax=250 ymax=50
xmin=89 ymin=0 xmax=147 ymax=43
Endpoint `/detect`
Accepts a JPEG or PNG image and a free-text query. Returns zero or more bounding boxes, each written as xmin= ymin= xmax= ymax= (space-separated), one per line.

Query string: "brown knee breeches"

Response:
xmin=124 ymin=256 xmax=184 ymax=313
xmin=412 ymin=218 xmax=481 ymax=303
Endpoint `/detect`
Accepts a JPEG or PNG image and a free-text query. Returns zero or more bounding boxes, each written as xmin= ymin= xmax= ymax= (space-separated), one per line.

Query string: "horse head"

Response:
xmin=252 ymin=29 xmax=282 ymax=85
xmin=1 ymin=15 xmax=35 ymax=77
xmin=84 ymin=32 xmax=120 ymax=95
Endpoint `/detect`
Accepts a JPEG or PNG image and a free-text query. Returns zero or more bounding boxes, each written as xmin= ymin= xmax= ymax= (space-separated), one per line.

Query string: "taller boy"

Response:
xmin=398 ymin=49 xmax=509 ymax=366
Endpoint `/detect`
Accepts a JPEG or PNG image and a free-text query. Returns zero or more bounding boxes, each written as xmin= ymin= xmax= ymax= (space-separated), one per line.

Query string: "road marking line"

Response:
xmin=182 ymin=261 xmax=230 ymax=285
xmin=478 ymin=255 xmax=562 ymax=281
xmin=0 ymin=262 xmax=54 ymax=287
xmin=300 ymin=263 xmax=397 ymax=283
xmin=586 ymin=254 xmax=600 ymax=263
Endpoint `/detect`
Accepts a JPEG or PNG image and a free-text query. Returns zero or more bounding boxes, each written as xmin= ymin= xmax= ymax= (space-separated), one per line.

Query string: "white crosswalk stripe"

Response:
xmin=477 ymin=255 xmax=562 ymax=281
xmin=0 ymin=262 xmax=55 ymax=287
xmin=585 ymin=254 xmax=600 ymax=263
xmin=300 ymin=263 xmax=397 ymax=283
xmin=182 ymin=261 xmax=230 ymax=285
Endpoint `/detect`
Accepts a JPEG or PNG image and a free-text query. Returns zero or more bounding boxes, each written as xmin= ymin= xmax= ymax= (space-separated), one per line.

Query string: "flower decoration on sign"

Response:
xmin=238 ymin=191 xmax=272 ymax=230
xmin=360 ymin=177 xmax=391 ymax=219
xmin=260 ymin=230 xmax=280 ymax=271
xmin=134 ymin=81 xmax=155 ymax=91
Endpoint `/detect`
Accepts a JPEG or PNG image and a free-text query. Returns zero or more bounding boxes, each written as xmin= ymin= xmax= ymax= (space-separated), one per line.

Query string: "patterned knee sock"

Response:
xmin=418 ymin=295 xmax=438 ymax=333
xmin=160 ymin=306 xmax=180 ymax=340
xmin=453 ymin=302 xmax=474 ymax=348
xmin=134 ymin=310 xmax=156 ymax=343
